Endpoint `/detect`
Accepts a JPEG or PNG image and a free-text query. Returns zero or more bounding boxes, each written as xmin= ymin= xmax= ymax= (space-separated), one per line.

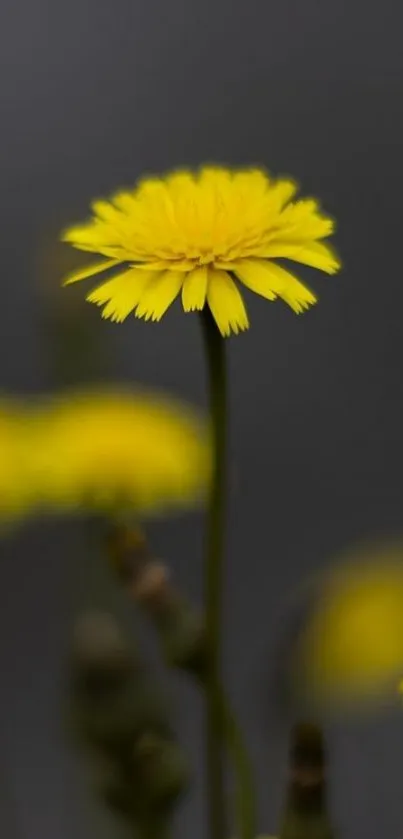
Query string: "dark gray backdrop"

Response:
xmin=2 ymin=0 xmax=403 ymax=837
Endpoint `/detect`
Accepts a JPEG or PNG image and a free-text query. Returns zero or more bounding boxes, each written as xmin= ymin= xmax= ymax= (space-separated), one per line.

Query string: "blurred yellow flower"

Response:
xmin=61 ymin=166 xmax=340 ymax=337
xmin=0 ymin=401 xmax=34 ymax=523
xmin=30 ymin=388 xmax=211 ymax=516
xmin=295 ymin=544 xmax=403 ymax=707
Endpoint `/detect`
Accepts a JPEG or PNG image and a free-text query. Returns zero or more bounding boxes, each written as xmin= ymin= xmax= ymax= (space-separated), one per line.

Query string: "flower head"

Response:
xmin=62 ymin=166 xmax=340 ymax=337
xmin=29 ymin=388 xmax=211 ymax=516
xmin=294 ymin=544 xmax=403 ymax=709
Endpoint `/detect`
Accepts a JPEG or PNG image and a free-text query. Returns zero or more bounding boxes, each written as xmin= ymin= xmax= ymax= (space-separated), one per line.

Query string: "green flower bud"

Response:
xmin=132 ymin=733 xmax=191 ymax=809
xmin=69 ymin=611 xmax=173 ymax=757
xmin=72 ymin=674 xmax=172 ymax=756
xmin=154 ymin=596 xmax=206 ymax=676
xmin=70 ymin=611 xmax=136 ymax=693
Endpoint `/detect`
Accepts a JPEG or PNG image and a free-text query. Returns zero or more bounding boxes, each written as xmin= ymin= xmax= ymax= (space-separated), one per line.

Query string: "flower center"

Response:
xmin=196 ymin=252 xmax=215 ymax=266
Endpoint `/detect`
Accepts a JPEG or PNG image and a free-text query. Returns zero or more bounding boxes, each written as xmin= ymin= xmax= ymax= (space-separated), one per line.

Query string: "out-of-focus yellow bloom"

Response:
xmin=0 ymin=401 xmax=34 ymax=523
xmin=61 ymin=166 xmax=340 ymax=337
xmin=29 ymin=388 xmax=211 ymax=516
xmin=294 ymin=544 xmax=403 ymax=708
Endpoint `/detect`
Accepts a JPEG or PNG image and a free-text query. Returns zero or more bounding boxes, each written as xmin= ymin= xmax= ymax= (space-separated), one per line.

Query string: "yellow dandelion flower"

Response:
xmin=61 ymin=166 xmax=340 ymax=337
xmin=295 ymin=544 xmax=403 ymax=707
xmin=29 ymin=388 xmax=211 ymax=516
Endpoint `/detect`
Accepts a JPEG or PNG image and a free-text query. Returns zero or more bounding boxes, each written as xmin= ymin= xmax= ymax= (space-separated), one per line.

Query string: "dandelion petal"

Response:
xmin=258 ymin=241 xmax=341 ymax=275
xmin=235 ymin=259 xmax=317 ymax=314
xmin=182 ymin=267 xmax=208 ymax=312
xmin=206 ymin=269 xmax=249 ymax=337
xmin=87 ymin=268 xmax=157 ymax=322
xmin=135 ymin=271 xmax=184 ymax=322
xmin=233 ymin=260 xmax=277 ymax=301
xmin=63 ymin=258 xmax=122 ymax=286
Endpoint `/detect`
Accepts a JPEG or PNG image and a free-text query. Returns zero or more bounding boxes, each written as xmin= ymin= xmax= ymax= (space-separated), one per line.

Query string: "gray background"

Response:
xmin=1 ymin=0 xmax=403 ymax=837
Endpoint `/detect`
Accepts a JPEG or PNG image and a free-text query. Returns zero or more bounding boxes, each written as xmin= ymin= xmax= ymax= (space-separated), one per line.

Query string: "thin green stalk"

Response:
xmin=200 ymin=308 xmax=257 ymax=839
xmin=200 ymin=307 xmax=228 ymax=839
xmin=218 ymin=687 xmax=257 ymax=839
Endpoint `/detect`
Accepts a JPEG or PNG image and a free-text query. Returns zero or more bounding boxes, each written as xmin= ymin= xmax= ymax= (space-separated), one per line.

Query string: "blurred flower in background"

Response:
xmin=0 ymin=400 xmax=35 ymax=524
xmin=61 ymin=166 xmax=340 ymax=337
xmin=289 ymin=542 xmax=403 ymax=712
xmin=31 ymin=388 xmax=211 ymax=516
xmin=0 ymin=388 xmax=211 ymax=527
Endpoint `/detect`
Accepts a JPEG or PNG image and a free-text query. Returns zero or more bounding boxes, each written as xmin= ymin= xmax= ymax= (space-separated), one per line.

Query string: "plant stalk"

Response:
xmin=200 ymin=307 xmax=228 ymax=839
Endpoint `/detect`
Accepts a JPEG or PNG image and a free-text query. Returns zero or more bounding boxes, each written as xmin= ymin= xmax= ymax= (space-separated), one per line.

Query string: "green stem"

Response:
xmin=218 ymin=688 xmax=257 ymax=839
xmin=200 ymin=308 xmax=228 ymax=839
